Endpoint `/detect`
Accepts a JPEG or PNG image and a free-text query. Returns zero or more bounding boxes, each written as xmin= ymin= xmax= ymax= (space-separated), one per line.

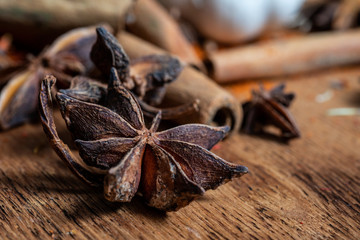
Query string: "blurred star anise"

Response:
xmin=40 ymin=71 xmax=248 ymax=211
xmin=0 ymin=26 xmax=97 ymax=130
xmin=241 ymin=84 xmax=300 ymax=140
xmin=0 ymin=25 xmax=197 ymax=131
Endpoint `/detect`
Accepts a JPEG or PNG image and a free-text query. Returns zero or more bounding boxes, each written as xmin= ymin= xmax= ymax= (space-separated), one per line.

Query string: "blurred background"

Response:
xmin=1 ymin=0 xmax=360 ymax=134
xmin=1 ymin=0 xmax=360 ymax=82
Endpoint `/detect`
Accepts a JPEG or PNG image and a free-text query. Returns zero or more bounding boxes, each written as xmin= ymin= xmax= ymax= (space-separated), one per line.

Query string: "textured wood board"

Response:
xmin=0 ymin=67 xmax=359 ymax=239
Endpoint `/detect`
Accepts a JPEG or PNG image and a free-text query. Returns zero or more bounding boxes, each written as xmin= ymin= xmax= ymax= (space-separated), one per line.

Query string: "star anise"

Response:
xmin=0 ymin=26 xmax=98 ymax=130
xmin=59 ymin=75 xmax=199 ymax=120
xmin=80 ymin=26 xmax=199 ymax=119
xmin=39 ymin=70 xmax=248 ymax=211
xmin=241 ymin=83 xmax=300 ymax=140
xmin=0 ymin=25 xmax=198 ymax=131
xmin=90 ymin=26 xmax=183 ymax=106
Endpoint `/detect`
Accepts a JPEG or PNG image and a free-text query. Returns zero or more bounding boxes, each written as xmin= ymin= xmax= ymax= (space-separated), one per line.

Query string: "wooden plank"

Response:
xmin=0 ymin=67 xmax=359 ymax=239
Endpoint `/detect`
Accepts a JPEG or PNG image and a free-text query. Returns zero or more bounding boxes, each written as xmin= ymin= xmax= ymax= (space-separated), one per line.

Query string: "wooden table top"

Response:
xmin=0 ymin=67 xmax=359 ymax=239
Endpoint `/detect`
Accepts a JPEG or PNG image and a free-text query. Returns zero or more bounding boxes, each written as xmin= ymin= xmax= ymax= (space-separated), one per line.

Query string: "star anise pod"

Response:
xmin=241 ymin=83 xmax=300 ymax=140
xmin=0 ymin=26 xmax=98 ymax=130
xmin=90 ymin=26 xmax=183 ymax=106
xmin=85 ymin=26 xmax=198 ymax=119
xmin=39 ymin=71 xmax=248 ymax=211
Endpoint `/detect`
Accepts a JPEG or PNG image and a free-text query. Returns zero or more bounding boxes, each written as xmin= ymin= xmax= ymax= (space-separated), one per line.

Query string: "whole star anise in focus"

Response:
xmin=241 ymin=83 xmax=300 ymax=140
xmin=39 ymin=70 xmax=248 ymax=211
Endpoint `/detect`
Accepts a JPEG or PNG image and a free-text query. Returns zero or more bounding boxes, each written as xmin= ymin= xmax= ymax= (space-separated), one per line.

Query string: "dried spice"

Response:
xmin=60 ymin=75 xmax=199 ymax=120
xmin=0 ymin=25 xmax=198 ymax=131
xmin=90 ymin=26 xmax=183 ymax=105
xmin=40 ymin=72 xmax=248 ymax=211
xmin=130 ymin=55 xmax=183 ymax=105
xmin=0 ymin=26 xmax=98 ymax=130
xmin=241 ymin=84 xmax=300 ymax=140
xmin=299 ymin=0 xmax=360 ymax=32
xmin=90 ymin=26 xmax=199 ymax=118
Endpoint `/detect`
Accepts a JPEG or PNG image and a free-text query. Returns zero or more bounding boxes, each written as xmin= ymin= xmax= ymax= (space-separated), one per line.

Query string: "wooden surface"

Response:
xmin=0 ymin=67 xmax=359 ymax=239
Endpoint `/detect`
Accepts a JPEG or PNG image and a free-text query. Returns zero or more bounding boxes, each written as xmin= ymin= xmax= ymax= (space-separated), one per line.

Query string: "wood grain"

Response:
xmin=0 ymin=67 xmax=359 ymax=239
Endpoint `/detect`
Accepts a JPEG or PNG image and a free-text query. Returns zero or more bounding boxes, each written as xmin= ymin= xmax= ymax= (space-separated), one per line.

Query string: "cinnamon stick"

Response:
xmin=126 ymin=0 xmax=203 ymax=70
xmin=208 ymin=30 xmax=360 ymax=83
xmin=118 ymin=32 xmax=241 ymax=132
xmin=0 ymin=0 xmax=134 ymax=49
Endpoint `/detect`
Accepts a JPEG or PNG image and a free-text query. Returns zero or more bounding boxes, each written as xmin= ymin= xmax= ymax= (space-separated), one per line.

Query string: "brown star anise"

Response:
xmin=241 ymin=83 xmax=300 ymax=140
xmin=59 ymin=75 xmax=199 ymax=120
xmin=0 ymin=25 xmax=197 ymax=131
xmin=71 ymin=26 xmax=199 ymax=119
xmin=39 ymin=70 xmax=248 ymax=211
xmin=0 ymin=26 xmax=98 ymax=130
xmin=90 ymin=26 xmax=183 ymax=106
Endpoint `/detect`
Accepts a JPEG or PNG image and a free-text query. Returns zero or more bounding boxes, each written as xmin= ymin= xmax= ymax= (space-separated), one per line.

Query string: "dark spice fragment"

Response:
xmin=241 ymin=84 xmax=300 ymax=140
xmin=299 ymin=0 xmax=360 ymax=32
xmin=130 ymin=54 xmax=183 ymax=105
xmin=40 ymin=72 xmax=248 ymax=211
xmin=299 ymin=0 xmax=340 ymax=32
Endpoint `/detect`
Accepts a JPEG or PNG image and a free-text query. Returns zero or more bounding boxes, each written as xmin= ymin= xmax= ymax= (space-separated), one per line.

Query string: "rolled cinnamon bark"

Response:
xmin=126 ymin=0 xmax=203 ymax=70
xmin=118 ymin=32 xmax=241 ymax=132
xmin=0 ymin=0 xmax=134 ymax=49
xmin=208 ymin=30 xmax=360 ymax=83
